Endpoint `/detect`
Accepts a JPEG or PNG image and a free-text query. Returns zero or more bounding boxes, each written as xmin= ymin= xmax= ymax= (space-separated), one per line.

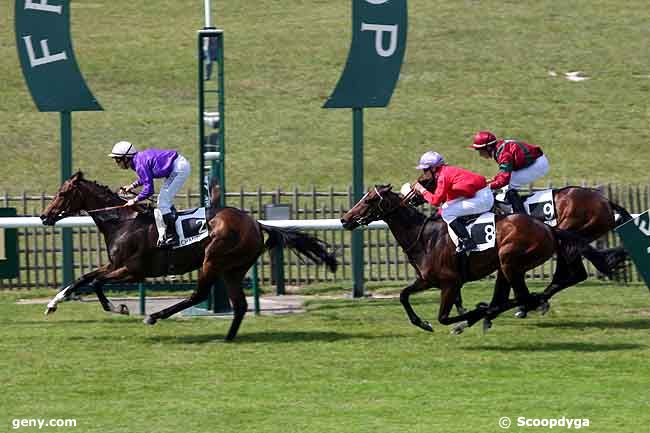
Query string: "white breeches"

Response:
xmin=509 ymin=155 xmax=549 ymax=189
xmin=157 ymin=155 xmax=191 ymax=214
xmin=441 ymin=187 xmax=495 ymax=224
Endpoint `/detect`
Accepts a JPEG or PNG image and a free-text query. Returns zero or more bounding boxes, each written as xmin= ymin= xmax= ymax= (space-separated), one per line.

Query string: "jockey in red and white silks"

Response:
xmin=412 ymin=151 xmax=493 ymax=253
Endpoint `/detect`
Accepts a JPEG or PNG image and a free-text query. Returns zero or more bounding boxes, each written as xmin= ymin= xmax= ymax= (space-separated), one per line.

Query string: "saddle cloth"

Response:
xmin=495 ymin=188 xmax=557 ymax=227
xmin=154 ymin=207 xmax=210 ymax=249
xmin=523 ymin=189 xmax=557 ymax=227
xmin=447 ymin=212 xmax=497 ymax=253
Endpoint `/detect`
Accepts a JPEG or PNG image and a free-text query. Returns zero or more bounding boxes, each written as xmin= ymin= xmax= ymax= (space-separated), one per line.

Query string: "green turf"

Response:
xmin=1 ymin=1 xmax=649 ymax=195
xmin=1 ymin=282 xmax=649 ymax=433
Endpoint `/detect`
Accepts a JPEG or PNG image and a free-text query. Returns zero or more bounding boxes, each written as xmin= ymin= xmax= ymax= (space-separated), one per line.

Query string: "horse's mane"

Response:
xmin=74 ymin=171 xmax=121 ymax=200
xmin=385 ymin=189 xmax=442 ymax=226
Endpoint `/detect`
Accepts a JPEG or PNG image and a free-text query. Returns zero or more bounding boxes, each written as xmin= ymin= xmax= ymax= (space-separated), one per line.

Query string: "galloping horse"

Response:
xmin=414 ymin=174 xmax=630 ymax=315
xmin=341 ymin=185 xmax=619 ymax=334
xmin=40 ymin=172 xmax=338 ymax=341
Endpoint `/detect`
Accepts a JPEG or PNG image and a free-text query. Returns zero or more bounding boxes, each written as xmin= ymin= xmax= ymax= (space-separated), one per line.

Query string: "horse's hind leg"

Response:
xmin=222 ymin=266 xmax=250 ymax=342
xmin=543 ymin=254 xmax=587 ymax=301
xmin=144 ymin=273 xmax=212 ymax=325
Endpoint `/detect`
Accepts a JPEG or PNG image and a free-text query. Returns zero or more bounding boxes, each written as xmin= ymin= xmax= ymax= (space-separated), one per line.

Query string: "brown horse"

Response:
xmin=341 ymin=185 xmax=619 ymax=334
xmin=414 ymin=174 xmax=630 ymax=316
xmin=40 ymin=172 xmax=338 ymax=341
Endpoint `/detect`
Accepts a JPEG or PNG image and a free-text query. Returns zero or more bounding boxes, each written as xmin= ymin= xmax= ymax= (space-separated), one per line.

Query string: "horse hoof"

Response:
xmin=411 ymin=319 xmax=434 ymax=332
xmin=476 ymin=301 xmax=489 ymax=310
xmin=514 ymin=308 xmax=528 ymax=319
xmin=44 ymin=306 xmax=57 ymax=316
xmin=482 ymin=319 xmax=492 ymax=333
xmin=451 ymin=321 xmax=469 ymax=335
xmin=118 ymin=304 xmax=130 ymax=315
xmin=537 ymin=301 xmax=550 ymax=315
xmin=143 ymin=316 xmax=157 ymax=326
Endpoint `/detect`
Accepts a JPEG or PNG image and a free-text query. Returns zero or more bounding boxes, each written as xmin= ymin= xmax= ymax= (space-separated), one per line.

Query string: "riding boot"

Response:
xmin=505 ymin=189 xmax=526 ymax=214
xmin=448 ymin=219 xmax=477 ymax=254
xmin=158 ymin=213 xmax=179 ymax=248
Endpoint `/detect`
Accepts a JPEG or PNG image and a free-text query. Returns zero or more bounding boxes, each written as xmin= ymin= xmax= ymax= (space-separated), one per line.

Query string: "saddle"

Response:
xmin=447 ymin=212 xmax=497 ymax=253
xmin=153 ymin=207 xmax=210 ymax=249
xmin=493 ymin=189 xmax=557 ymax=226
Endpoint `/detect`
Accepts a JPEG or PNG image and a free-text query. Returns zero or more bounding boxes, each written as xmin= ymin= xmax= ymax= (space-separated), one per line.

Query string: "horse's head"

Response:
xmin=40 ymin=172 xmax=90 ymax=225
xmin=416 ymin=170 xmax=438 ymax=190
xmin=40 ymin=171 xmax=125 ymax=225
xmin=341 ymin=185 xmax=401 ymax=230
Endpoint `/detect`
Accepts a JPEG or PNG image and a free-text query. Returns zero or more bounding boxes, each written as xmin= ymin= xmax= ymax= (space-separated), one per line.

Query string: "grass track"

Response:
xmin=1 ymin=282 xmax=649 ymax=433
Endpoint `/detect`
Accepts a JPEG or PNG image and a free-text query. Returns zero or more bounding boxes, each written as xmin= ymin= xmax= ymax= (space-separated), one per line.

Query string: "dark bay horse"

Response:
xmin=40 ymin=172 xmax=338 ymax=341
xmin=414 ymin=175 xmax=630 ymax=315
xmin=341 ymin=185 xmax=619 ymax=334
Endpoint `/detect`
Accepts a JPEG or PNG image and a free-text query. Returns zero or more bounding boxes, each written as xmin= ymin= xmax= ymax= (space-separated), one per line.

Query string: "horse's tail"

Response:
xmin=260 ymin=224 xmax=338 ymax=273
xmin=608 ymin=200 xmax=634 ymax=225
xmin=552 ymin=228 xmax=627 ymax=279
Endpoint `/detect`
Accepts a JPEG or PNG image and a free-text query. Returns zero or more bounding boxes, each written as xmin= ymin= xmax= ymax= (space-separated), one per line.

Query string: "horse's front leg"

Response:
xmin=45 ymin=266 xmax=109 ymax=315
xmin=399 ymin=279 xmax=434 ymax=332
xmin=89 ymin=266 xmax=140 ymax=315
xmin=436 ymin=283 xmax=490 ymax=335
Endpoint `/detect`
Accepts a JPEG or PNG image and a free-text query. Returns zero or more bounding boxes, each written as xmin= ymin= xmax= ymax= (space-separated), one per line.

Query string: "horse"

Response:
xmin=40 ymin=172 xmax=338 ymax=341
xmin=414 ymin=174 xmax=630 ymax=316
xmin=340 ymin=185 xmax=620 ymax=334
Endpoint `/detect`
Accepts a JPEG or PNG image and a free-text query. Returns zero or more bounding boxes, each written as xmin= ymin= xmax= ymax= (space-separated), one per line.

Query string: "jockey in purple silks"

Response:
xmin=109 ymin=141 xmax=191 ymax=248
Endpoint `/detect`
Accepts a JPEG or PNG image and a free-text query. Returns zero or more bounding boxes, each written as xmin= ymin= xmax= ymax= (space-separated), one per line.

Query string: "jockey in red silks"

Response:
xmin=109 ymin=141 xmax=191 ymax=248
xmin=469 ymin=131 xmax=549 ymax=213
xmin=412 ymin=151 xmax=494 ymax=254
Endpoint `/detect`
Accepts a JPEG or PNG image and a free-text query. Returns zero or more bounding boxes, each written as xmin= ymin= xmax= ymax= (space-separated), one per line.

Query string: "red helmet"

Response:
xmin=469 ymin=131 xmax=497 ymax=149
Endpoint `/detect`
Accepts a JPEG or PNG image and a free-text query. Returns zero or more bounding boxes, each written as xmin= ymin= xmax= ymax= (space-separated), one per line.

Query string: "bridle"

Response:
xmin=351 ymin=187 xmax=399 ymax=226
xmin=350 ymin=186 xmax=433 ymax=255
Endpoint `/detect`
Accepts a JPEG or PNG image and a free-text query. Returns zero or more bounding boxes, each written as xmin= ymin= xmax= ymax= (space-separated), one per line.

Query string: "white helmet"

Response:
xmin=109 ymin=141 xmax=137 ymax=158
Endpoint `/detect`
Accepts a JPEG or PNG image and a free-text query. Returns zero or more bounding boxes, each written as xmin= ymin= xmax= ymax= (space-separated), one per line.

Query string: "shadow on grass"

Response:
xmin=2 ymin=318 xmax=134 ymax=326
xmin=466 ymin=341 xmax=643 ymax=352
xmin=533 ymin=319 xmax=650 ymax=331
xmin=145 ymin=330 xmax=404 ymax=345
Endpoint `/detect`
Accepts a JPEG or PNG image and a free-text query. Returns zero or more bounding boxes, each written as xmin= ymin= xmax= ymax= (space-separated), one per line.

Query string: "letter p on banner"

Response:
xmin=324 ymin=0 xmax=408 ymax=109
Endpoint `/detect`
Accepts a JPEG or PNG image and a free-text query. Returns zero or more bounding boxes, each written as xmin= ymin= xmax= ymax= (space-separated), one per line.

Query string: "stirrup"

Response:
xmin=157 ymin=235 xmax=179 ymax=248
xmin=456 ymin=238 xmax=477 ymax=254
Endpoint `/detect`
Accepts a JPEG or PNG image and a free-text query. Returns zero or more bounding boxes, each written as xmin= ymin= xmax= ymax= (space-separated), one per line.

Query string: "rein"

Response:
xmin=353 ymin=187 xmax=400 ymax=226
xmin=87 ymin=204 xmax=128 ymax=214
xmin=403 ymin=214 xmax=435 ymax=254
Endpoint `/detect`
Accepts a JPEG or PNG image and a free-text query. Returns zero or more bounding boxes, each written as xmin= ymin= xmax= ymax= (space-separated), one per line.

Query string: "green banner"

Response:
xmin=0 ymin=208 xmax=19 ymax=279
xmin=15 ymin=0 xmax=102 ymax=111
xmin=616 ymin=210 xmax=650 ymax=288
xmin=324 ymin=0 xmax=408 ymax=109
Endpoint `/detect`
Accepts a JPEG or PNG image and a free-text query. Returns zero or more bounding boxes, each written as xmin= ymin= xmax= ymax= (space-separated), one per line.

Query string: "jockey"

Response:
xmin=412 ymin=151 xmax=494 ymax=254
xmin=470 ymin=131 xmax=549 ymax=213
xmin=109 ymin=141 xmax=191 ymax=248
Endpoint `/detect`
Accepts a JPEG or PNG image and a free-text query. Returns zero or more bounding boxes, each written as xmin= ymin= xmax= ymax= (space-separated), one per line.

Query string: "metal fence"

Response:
xmin=1 ymin=182 xmax=648 ymax=289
